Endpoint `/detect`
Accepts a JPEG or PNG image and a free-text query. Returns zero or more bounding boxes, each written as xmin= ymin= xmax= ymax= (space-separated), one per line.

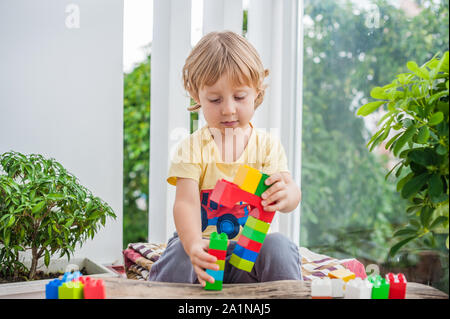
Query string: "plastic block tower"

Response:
xmin=344 ymin=278 xmax=373 ymax=299
xmin=368 ymin=275 xmax=390 ymax=299
xmin=45 ymin=272 xmax=106 ymax=299
xmin=311 ymin=277 xmax=332 ymax=299
xmin=205 ymin=231 xmax=228 ymax=291
xmin=386 ymin=273 xmax=407 ymax=299
xmin=210 ymin=165 xmax=273 ymax=272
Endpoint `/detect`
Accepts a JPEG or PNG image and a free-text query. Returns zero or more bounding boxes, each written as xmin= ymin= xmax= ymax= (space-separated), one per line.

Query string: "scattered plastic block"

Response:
xmin=330 ymin=278 xmax=345 ymax=298
xmin=58 ymin=280 xmax=84 ymax=299
xmin=77 ymin=276 xmax=106 ymax=299
xmin=386 ymin=273 xmax=407 ymax=299
xmin=311 ymin=277 xmax=332 ymax=299
xmin=328 ymin=268 xmax=356 ymax=282
xmin=368 ymin=275 xmax=390 ymax=299
xmin=344 ymin=278 xmax=373 ymax=299
xmin=45 ymin=278 xmax=63 ymax=299
xmin=61 ymin=270 xmax=82 ymax=283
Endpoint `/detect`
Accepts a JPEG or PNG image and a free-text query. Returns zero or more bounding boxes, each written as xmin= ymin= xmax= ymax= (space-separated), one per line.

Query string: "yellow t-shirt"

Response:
xmin=167 ymin=122 xmax=289 ymax=240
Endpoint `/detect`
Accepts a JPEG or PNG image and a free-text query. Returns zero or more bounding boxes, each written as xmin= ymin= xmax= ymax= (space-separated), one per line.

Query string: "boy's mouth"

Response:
xmin=221 ymin=120 xmax=239 ymax=127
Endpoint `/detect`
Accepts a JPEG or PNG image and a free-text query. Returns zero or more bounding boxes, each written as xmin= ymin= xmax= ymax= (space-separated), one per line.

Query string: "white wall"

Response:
xmin=0 ymin=0 xmax=124 ymax=264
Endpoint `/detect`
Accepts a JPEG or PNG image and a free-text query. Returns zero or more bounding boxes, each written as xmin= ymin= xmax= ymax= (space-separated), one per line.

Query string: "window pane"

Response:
xmin=301 ymin=0 xmax=449 ymax=294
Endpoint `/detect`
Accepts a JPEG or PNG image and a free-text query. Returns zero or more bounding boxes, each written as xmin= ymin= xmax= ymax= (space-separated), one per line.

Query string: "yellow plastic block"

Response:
xmin=241 ymin=169 xmax=262 ymax=194
xmin=233 ymin=165 xmax=250 ymax=188
xmin=328 ymin=269 xmax=356 ymax=282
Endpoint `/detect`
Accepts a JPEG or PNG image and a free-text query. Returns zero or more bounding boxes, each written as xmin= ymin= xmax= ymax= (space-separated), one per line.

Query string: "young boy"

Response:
xmin=148 ymin=31 xmax=302 ymax=286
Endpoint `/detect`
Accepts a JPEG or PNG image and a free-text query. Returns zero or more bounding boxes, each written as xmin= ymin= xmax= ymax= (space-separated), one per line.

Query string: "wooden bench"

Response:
xmin=103 ymin=277 xmax=448 ymax=299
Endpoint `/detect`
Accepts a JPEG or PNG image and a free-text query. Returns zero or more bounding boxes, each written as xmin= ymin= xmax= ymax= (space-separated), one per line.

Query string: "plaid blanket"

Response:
xmin=123 ymin=243 xmax=366 ymax=281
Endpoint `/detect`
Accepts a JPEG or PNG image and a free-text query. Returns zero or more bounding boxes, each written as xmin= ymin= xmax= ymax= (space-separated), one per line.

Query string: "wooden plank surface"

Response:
xmin=102 ymin=277 xmax=448 ymax=299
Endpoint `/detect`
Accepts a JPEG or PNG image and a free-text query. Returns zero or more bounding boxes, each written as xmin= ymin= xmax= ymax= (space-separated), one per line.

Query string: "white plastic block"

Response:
xmin=331 ymin=278 xmax=345 ymax=297
xmin=344 ymin=278 xmax=373 ymax=299
xmin=311 ymin=277 xmax=332 ymax=298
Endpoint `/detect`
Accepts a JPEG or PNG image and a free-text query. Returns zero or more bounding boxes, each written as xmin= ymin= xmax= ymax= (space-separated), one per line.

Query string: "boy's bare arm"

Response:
xmin=173 ymin=178 xmax=219 ymax=286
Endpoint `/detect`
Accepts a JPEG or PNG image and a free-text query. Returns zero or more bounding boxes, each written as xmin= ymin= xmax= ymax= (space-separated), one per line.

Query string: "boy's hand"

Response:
xmin=260 ymin=172 xmax=301 ymax=213
xmin=187 ymin=239 xmax=220 ymax=287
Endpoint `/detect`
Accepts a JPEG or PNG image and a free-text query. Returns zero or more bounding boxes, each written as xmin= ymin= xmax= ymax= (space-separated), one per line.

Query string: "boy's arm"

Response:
xmin=173 ymin=177 xmax=219 ymax=286
xmin=261 ymin=171 xmax=301 ymax=213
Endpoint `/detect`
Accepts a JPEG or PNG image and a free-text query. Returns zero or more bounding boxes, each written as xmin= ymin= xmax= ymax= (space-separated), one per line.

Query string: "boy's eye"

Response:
xmin=209 ymin=99 xmax=220 ymax=103
xmin=235 ymin=96 xmax=246 ymax=100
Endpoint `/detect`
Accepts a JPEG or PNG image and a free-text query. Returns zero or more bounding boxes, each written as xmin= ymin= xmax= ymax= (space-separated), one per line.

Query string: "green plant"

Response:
xmin=357 ymin=51 xmax=449 ymax=257
xmin=0 ymin=151 xmax=116 ymax=280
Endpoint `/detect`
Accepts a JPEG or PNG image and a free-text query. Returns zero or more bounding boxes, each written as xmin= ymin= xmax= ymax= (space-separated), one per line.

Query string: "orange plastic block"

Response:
xmin=328 ymin=268 xmax=356 ymax=282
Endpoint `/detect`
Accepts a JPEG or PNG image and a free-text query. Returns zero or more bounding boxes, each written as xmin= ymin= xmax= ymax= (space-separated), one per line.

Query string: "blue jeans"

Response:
xmin=148 ymin=232 xmax=303 ymax=283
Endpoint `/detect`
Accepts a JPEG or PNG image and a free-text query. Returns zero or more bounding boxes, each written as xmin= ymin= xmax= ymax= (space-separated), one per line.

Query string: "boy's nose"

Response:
xmin=221 ymin=99 xmax=237 ymax=115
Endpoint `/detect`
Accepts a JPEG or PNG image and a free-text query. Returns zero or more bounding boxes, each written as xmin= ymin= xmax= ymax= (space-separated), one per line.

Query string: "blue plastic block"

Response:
xmin=233 ymin=244 xmax=258 ymax=262
xmin=206 ymin=269 xmax=224 ymax=281
xmin=61 ymin=271 xmax=82 ymax=283
xmin=45 ymin=278 xmax=63 ymax=299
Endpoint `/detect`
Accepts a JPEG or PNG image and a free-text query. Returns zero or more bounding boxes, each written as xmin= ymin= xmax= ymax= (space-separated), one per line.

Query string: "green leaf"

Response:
xmin=357 ymin=101 xmax=386 ymax=116
xmin=420 ymin=206 xmax=433 ymax=228
xmin=429 ymin=173 xmax=443 ymax=199
xmin=44 ymin=250 xmax=50 ymax=268
xmin=393 ymin=228 xmax=418 ymax=237
xmin=7 ymin=216 xmax=15 ymax=227
xmin=47 ymin=193 xmax=64 ymax=201
xmin=370 ymin=87 xmax=389 ymax=99
xmin=429 ymin=216 xmax=449 ymax=230
xmin=389 ymin=236 xmax=417 ymax=257
xmin=31 ymin=201 xmax=46 ymax=214
xmin=401 ymin=173 xmax=430 ymax=198
xmin=428 ymin=112 xmax=444 ymax=126
xmin=393 ymin=125 xmax=417 ymax=156
xmin=416 ymin=126 xmax=430 ymax=144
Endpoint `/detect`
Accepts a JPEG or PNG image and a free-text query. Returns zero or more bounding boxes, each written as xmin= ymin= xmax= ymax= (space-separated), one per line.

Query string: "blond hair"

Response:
xmin=182 ymin=31 xmax=269 ymax=112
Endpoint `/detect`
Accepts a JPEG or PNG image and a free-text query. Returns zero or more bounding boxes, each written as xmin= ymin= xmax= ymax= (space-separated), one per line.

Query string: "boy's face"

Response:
xmin=197 ymin=73 xmax=257 ymax=134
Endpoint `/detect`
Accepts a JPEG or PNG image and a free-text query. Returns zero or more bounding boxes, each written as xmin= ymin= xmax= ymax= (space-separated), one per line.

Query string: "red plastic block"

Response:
xmin=84 ymin=278 xmax=106 ymax=299
xmin=236 ymin=234 xmax=263 ymax=253
xmin=249 ymin=207 xmax=275 ymax=224
xmin=210 ymin=179 xmax=274 ymax=223
xmin=208 ymin=248 xmax=226 ymax=260
xmin=386 ymin=273 xmax=407 ymax=299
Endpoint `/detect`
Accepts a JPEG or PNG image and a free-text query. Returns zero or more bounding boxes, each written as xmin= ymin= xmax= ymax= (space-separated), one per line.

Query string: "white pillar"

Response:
xmin=149 ymin=0 xmax=192 ymax=243
xmin=203 ymin=0 xmax=243 ymax=35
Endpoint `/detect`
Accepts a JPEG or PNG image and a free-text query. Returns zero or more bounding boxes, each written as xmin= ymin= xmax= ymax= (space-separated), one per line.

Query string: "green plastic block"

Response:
xmin=58 ymin=281 xmax=84 ymax=299
xmin=229 ymin=254 xmax=255 ymax=272
xmin=205 ymin=280 xmax=223 ymax=291
xmin=209 ymin=231 xmax=228 ymax=251
xmin=368 ymin=275 xmax=390 ymax=299
xmin=245 ymin=216 xmax=270 ymax=234
xmin=242 ymin=224 xmax=266 ymax=243
xmin=254 ymin=173 xmax=270 ymax=197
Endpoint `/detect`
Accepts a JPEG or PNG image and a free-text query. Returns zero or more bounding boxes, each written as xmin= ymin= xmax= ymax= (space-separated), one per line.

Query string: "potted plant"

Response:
xmin=357 ymin=51 xmax=449 ymax=257
xmin=0 ymin=151 xmax=117 ymax=283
